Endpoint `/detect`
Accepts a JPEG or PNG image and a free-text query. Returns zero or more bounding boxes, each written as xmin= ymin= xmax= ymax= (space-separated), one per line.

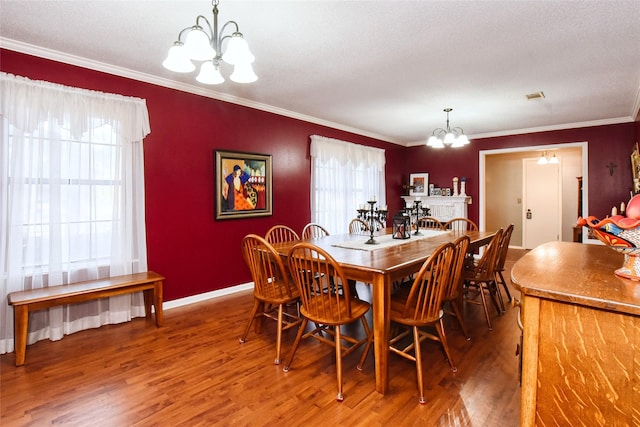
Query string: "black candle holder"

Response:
xmin=408 ymin=200 xmax=430 ymax=236
xmin=356 ymin=200 xmax=387 ymax=244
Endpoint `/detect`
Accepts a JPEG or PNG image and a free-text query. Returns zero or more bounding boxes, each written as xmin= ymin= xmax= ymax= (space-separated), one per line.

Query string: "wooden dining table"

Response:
xmin=272 ymin=228 xmax=496 ymax=394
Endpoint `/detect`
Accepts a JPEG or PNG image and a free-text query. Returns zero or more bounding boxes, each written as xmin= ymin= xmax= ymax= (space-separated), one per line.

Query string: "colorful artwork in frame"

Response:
xmin=215 ymin=150 xmax=273 ymax=220
xmin=631 ymin=143 xmax=640 ymax=195
xmin=409 ymin=173 xmax=429 ymax=196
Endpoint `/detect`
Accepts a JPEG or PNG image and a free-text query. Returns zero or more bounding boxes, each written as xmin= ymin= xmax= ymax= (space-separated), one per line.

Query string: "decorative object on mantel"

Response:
xmin=460 ymin=176 xmax=467 ymax=197
xmin=162 ymin=0 xmax=257 ymax=84
xmin=453 ymin=177 xmax=459 ymax=196
xmin=356 ymin=198 xmax=387 ymax=245
xmin=392 ymin=211 xmax=411 ymax=240
xmin=577 ymin=194 xmax=640 ymax=280
xmin=426 ymin=108 xmax=470 ymax=148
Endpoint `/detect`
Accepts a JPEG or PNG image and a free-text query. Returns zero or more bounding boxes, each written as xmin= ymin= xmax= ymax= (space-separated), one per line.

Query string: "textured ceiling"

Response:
xmin=1 ymin=0 xmax=639 ymax=146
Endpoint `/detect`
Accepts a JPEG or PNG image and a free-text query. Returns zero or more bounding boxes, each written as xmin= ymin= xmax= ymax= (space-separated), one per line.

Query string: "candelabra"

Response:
xmin=407 ymin=200 xmax=430 ymax=235
xmin=356 ymin=200 xmax=388 ymax=244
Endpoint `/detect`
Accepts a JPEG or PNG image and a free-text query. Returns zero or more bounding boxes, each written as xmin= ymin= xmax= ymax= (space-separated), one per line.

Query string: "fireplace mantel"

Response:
xmin=401 ymin=195 xmax=471 ymax=223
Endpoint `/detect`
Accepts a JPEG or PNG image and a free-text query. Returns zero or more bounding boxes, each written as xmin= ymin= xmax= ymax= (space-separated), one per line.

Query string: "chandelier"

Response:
xmin=162 ymin=0 xmax=257 ymax=85
xmin=426 ymin=108 xmax=470 ymax=148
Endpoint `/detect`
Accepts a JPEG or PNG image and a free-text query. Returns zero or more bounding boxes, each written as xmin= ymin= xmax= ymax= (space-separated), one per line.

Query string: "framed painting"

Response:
xmin=631 ymin=143 xmax=640 ymax=194
xmin=215 ymin=150 xmax=273 ymax=220
xmin=409 ymin=173 xmax=429 ymax=196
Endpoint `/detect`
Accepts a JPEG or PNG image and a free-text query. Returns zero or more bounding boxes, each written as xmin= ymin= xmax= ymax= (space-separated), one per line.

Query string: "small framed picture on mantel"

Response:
xmin=409 ymin=173 xmax=429 ymax=196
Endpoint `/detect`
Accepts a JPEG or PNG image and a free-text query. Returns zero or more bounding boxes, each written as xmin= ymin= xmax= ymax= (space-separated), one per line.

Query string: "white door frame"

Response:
xmin=478 ymin=141 xmax=589 ymax=247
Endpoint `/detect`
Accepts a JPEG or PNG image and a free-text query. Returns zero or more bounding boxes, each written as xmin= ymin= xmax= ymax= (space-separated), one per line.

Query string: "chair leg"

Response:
xmin=356 ymin=316 xmax=373 ymax=371
xmin=449 ymin=299 xmax=470 ymax=340
xmin=283 ymin=318 xmax=308 ymax=372
xmin=497 ymin=270 xmax=513 ymax=302
xmin=334 ymin=326 xmax=344 ymax=402
xmin=436 ymin=319 xmax=457 ymax=373
xmin=239 ymin=299 xmax=262 ymax=343
xmin=274 ymin=304 xmax=283 ymax=365
xmin=477 ymin=283 xmax=493 ymax=330
xmin=413 ymin=326 xmax=426 ymax=404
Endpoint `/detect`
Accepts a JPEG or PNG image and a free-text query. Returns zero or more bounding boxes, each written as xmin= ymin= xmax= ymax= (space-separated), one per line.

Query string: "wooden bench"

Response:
xmin=8 ymin=271 xmax=164 ymax=366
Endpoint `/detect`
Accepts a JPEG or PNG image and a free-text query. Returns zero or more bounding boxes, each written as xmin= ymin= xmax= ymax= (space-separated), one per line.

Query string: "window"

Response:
xmin=310 ymin=135 xmax=386 ymax=234
xmin=0 ymin=72 xmax=151 ymax=354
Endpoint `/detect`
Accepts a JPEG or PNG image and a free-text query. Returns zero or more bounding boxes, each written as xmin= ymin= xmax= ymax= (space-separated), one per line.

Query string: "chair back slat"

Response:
xmin=466 ymin=228 xmax=504 ymax=281
xmin=348 ymin=218 xmax=369 ymax=234
xmin=265 ymin=225 xmax=300 ymax=244
xmin=416 ymin=217 xmax=446 ymax=230
xmin=496 ymin=224 xmax=514 ymax=271
xmin=403 ymin=242 xmax=455 ymax=322
xmin=445 ymin=217 xmax=478 ymax=232
xmin=301 ymin=223 xmax=330 ymax=239
xmin=288 ymin=242 xmax=354 ymax=322
xmin=242 ymin=234 xmax=297 ymax=301
xmin=442 ymin=235 xmax=471 ymax=302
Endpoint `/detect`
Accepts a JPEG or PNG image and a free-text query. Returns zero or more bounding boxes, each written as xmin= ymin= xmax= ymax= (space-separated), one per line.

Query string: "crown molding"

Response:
xmin=0 ymin=38 xmax=402 ymax=145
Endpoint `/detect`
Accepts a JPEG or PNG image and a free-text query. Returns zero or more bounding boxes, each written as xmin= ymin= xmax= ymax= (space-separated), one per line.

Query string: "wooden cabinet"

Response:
xmin=511 ymin=242 xmax=640 ymax=426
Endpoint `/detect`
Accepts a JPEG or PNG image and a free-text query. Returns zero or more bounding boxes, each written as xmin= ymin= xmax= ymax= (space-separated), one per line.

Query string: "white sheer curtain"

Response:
xmin=0 ymin=72 xmax=151 ymax=354
xmin=310 ymin=135 xmax=386 ymax=234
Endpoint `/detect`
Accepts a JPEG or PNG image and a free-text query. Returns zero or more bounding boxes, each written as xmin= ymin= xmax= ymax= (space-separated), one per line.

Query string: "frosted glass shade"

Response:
xmin=162 ymin=44 xmax=196 ymax=73
xmin=196 ymin=61 xmax=224 ymax=85
xmin=222 ymin=34 xmax=255 ymax=65
xmin=230 ymin=63 xmax=258 ymax=83
xmin=184 ymin=27 xmax=216 ymax=61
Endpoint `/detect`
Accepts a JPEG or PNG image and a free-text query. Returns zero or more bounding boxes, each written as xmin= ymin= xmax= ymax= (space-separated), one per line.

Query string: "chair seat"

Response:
xmin=254 ymin=280 xmax=300 ymax=305
xmin=301 ymin=296 xmax=370 ymax=325
xmin=390 ymin=300 xmax=444 ymax=327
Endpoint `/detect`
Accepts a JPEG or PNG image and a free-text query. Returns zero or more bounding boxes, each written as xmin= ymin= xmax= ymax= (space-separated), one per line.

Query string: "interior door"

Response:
xmin=523 ymin=158 xmax=562 ymax=249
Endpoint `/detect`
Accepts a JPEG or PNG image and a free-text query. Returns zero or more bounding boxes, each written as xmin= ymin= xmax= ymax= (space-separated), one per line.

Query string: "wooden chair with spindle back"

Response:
xmin=461 ymin=228 xmax=504 ymax=330
xmin=348 ymin=218 xmax=369 ymax=235
xmin=239 ymin=234 xmax=302 ymax=365
xmin=444 ymin=217 xmax=478 ymax=232
xmin=265 ymin=225 xmax=300 ymax=244
xmin=388 ymin=241 xmax=457 ymax=404
xmin=301 ymin=223 xmax=330 ymax=240
xmin=283 ymin=242 xmax=373 ymax=402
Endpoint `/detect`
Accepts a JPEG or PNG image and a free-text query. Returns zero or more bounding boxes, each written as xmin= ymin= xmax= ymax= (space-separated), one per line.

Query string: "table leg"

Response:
xmin=372 ymin=273 xmax=391 ymax=394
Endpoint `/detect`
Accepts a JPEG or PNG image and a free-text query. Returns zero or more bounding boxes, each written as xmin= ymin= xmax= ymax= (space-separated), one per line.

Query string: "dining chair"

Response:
xmin=388 ymin=241 xmax=456 ymax=404
xmin=444 ymin=217 xmax=478 ymax=232
xmin=239 ymin=234 xmax=303 ymax=365
xmin=416 ymin=216 xmax=446 ymax=230
xmin=301 ymin=223 xmax=330 ymax=239
xmin=494 ymin=224 xmax=515 ymax=304
xmin=283 ymin=242 xmax=373 ymax=402
xmin=265 ymin=224 xmax=300 ymax=244
xmin=461 ymin=228 xmax=504 ymax=330
xmin=441 ymin=235 xmax=471 ymax=340
xmin=348 ymin=218 xmax=369 ymax=234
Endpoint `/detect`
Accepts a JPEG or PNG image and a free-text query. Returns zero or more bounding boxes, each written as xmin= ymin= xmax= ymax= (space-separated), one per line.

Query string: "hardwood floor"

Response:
xmin=1 ymin=250 xmax=527 ymax=426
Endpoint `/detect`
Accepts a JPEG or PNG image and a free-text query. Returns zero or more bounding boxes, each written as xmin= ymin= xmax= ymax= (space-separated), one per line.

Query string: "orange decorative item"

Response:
xmin=577 ymin=195 xmax=640 ymax=280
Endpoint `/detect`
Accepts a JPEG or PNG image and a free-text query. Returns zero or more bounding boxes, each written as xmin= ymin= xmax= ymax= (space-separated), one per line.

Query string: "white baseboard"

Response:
xmin=163 ymin=282 xmax=253 ymax=311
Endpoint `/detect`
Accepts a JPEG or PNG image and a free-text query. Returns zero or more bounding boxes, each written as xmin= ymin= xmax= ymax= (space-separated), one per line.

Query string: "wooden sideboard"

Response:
xmin=511 ymin=242 xmax=640 ymax=426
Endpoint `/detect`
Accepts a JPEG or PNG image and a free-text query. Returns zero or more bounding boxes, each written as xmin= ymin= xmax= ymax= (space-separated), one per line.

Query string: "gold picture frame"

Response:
xmin=215 ymin=150 xmax=273 ymax=220
xmin=631 ymin=143 xmax=640 ymax=194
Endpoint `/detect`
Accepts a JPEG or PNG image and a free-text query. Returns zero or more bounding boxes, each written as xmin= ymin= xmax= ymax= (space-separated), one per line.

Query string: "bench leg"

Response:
xmin=14 ymin=305 xmax=28 ymax=366
xmin=154 ymin=280 xmax=164 ymax=327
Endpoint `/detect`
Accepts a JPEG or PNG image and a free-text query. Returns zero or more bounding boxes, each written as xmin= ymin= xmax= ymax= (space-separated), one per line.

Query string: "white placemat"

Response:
xmin=332 ymin=230 xmax=449 ymax=251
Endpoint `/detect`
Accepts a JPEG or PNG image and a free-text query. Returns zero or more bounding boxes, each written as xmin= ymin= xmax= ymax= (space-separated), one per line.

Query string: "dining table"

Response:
xmin=272 ymin=227 xmax=497 ymax=394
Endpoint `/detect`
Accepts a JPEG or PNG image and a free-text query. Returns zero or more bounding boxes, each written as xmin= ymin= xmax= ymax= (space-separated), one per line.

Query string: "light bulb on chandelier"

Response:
xmin=426 ymin=108 xmax=470 ymax=149
xmin=162 ymin=0 xmax=257 ymax=85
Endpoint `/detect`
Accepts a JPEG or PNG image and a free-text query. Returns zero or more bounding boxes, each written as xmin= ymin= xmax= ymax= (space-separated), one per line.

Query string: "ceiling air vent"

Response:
xmin=526 ymin=91 xmax=545 ymax=100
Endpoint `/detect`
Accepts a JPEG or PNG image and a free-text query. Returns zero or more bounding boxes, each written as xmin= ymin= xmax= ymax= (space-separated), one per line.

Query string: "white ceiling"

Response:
xmin=1 ymin=0 xmax=639 ymax=146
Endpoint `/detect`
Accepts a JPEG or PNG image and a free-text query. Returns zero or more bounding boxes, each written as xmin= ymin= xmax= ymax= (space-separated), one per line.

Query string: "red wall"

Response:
xmin=0 ymin=49 xmax=405 ymax=300
xmin=2 ymin=49 xmax=638 ymax=301
xmin=405 ymin=124 xmax=638 ymax=224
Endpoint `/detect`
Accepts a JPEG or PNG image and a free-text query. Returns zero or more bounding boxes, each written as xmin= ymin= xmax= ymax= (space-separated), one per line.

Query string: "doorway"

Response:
xmin=479 ymin=142 xmax=588 ymax=248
